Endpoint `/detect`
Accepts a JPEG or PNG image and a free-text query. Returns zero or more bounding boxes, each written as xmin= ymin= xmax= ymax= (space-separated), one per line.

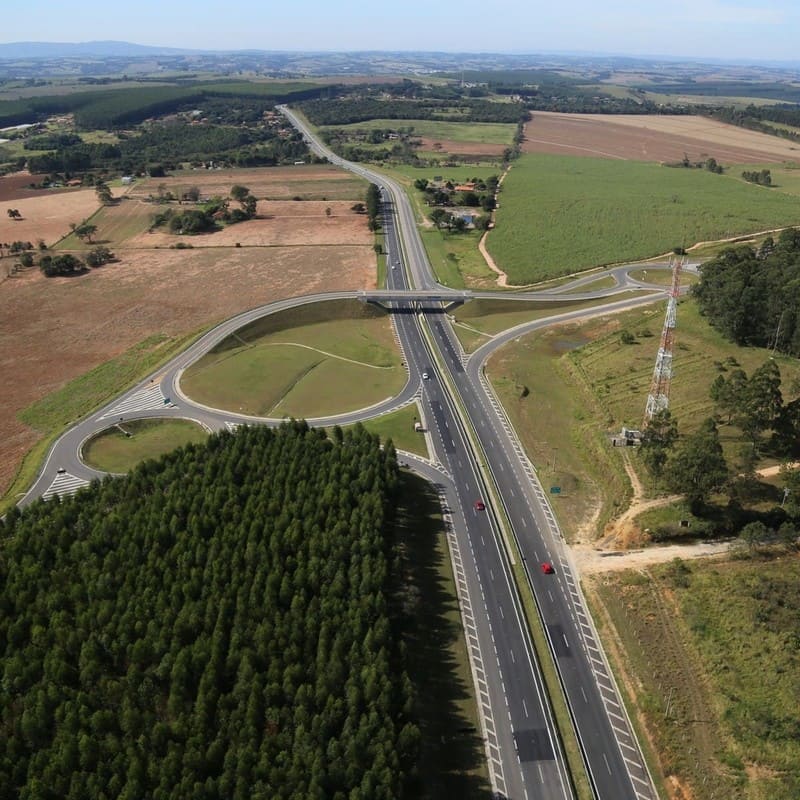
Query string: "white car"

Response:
xmin=422 ymin=372 xmax=430 ymax=380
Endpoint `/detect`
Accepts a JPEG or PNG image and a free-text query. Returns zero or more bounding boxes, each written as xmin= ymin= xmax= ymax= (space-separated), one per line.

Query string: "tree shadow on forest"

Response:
xmin=395 ymin=472 xmax=493 ymax=800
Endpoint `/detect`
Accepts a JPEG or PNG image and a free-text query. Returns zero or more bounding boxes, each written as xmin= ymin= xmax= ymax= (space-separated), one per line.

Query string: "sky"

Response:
xmin=3 ymin=0 xmax=800 ymax=63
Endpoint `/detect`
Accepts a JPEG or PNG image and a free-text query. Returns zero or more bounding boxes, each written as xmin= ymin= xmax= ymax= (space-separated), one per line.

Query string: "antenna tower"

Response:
xmin=644 ymin=256 xmax=684 ymax=424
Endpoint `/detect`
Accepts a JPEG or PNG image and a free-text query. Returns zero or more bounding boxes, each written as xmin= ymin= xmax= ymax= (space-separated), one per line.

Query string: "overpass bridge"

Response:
xmin=359 ymin=289 xmax=471 ymax=311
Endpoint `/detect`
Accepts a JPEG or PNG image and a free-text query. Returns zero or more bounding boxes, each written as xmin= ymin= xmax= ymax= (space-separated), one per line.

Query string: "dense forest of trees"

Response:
xmin=23 ymin=123 xmax=309 ymax=176
xmin=640 ymin=364 xmax=800 ymax=533
xmin=0 ymin=82 xmax=327 ymax=130
xmin=298 ymin=81 xmax=692 ymax=122
xmin=711 ymin=104 xmax=800 ymax=145
xmin=298 ymin=97 xmax=530 ymax=126
xmin=692 ymin=228 xmax=800 ymax=356
xmin=524 ymin=91 xmax=673 ymax=115
xmin=0 ymin=422 xmax=418 ymax=799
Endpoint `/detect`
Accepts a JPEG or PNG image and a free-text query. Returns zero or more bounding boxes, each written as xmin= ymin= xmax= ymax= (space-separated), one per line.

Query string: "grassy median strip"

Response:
xmin=512 ymin=561 xmax=594 ymax=800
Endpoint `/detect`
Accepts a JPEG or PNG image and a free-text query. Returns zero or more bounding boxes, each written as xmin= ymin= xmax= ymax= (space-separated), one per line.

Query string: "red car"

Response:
xmin=541 ymin=562 xmax=555 ymax=574
xmin=473 ymin=500 xmax=486 ymax=511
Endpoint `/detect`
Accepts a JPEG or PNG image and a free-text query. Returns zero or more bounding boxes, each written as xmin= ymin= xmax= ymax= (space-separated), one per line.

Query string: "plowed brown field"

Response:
xmin=127 ymin=165 xmax=366 ymax=201
xmin=523 ymin=112 xmax=800 ymax=163
xmin=0 ymin=172 xmax=84 ymax=202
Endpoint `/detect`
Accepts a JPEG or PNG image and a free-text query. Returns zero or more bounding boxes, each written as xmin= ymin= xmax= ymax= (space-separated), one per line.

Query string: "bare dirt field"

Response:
xmin=417 ymin=137 xmax=507 ymax=157
xmin=0 ymin=165 xmax=376 ymax=499
xmin=128 ymin=166 xmax=365 ymax=201
xmin=0 ymin=188 xmax=99 ymax=247
xmin=523 ymin=112 xmax=800 ymax=163
xmin=127 ymin=201 xmax=371 ymax=249
xmin=0 ymin=172 xmax=85 ymax=202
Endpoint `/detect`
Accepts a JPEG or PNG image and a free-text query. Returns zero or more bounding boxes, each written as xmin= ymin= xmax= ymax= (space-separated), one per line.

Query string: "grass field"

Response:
xmin=19 ymin=332 xmax=202 ymax=436
xmin=486 ymin=153 xmax=800 ymax=282
xmin=569 ymin=299 xmax=800 ymax=449
xmin=322 ymin=118 xmax=515 ymax=145
xmin=81 ymin=130 xmax=121 ymax=145
xmin=182 ymin=300 xmax=406 ymax=418
xmin=643 ymin=91 xmax=778 ymax=107
xmin=0 ymin=136 xmax=27 ymax=158
xmin=387 ymin=165 xmax=503 ymax=186
xmin=485 ymin=297 xmax=800 ymax=539
xmin=396 ymin=472 xmax=491 ymax=799
xmin=760 ymin=121 xmax=800 ymax=138
xmin=355 ymin=403 xmax=429 ymax=459
xmin=486 ymin=318 xmax=631 ymax=539
xmin=421 ymin=229 xmax=495 ymax=288
xmin=55 ymin=200 xmax=152 ymax=249
xmin=568 ymin=275 xmax=619 ymax=291
xmin=588 ymin=554 xmax=800 ymax=800
xmin=82 ymin=418 xmax=209 ymax=473
xmin=734 ymin=161 xmax=800 ymax=196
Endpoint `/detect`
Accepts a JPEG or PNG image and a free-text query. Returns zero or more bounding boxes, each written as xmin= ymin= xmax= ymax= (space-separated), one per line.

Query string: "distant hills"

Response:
xmin=0 ymin=41 xmax=798 ymax=79
xmin=0 ymin=41 xmax=194 ymax=59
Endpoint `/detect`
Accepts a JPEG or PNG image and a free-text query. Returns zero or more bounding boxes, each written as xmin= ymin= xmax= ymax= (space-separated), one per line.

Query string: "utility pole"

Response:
xmin=644 ymin=256 xmax=684 ymax=424
xmin=771 ymin=309 xmax=786 ymax=355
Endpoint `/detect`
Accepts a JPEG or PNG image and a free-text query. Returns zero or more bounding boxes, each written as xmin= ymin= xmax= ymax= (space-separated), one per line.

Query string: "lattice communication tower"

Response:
xmin=644 ymin=257 xmax=685 ymax=424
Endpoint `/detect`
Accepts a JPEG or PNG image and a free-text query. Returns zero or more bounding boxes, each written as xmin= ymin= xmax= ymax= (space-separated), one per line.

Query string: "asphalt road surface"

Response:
xmin=19 ymin=105 xmax=685 ymax=799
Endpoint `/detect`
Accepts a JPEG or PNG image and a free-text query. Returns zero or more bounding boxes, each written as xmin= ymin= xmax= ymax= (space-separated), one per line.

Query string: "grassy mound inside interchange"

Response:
xmin=82 ymin=418 xmax=208 ymax=473
xmin=181 ymin=299 xmax=406 ymax=418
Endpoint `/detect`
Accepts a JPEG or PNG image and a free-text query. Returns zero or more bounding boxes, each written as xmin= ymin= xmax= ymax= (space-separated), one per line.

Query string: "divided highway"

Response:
xmin=19 ymin=105 xmax=675 ymax=799
xmin=281 ymin=106 xmax=658 ymax=800
xmin=380 ymin=191 xmax=574 ymax=798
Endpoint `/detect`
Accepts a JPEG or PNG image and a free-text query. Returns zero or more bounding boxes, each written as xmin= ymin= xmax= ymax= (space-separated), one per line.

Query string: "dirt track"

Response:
xmin=571 ymin=539 xmax=733 ymax=575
